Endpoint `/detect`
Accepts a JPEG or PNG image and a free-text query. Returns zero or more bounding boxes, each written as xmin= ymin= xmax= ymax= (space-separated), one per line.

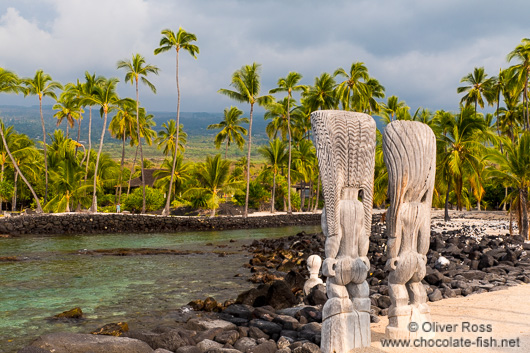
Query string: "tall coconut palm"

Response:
xmin=109 ymin=98 xmax=136 ymax=203
xmin=62 ymin=79 xmax=86 ymax=152
xmin=381 ymin=95 xmax=409 ymax=123
xmin=507 ymin=38 xmax=530 ymax=130
xmin=207 ymin=106 xmax=249 ymax=159
xmin=81 ymin=72 xmax=97 ymax=184
xmin=457 ymin=67 xmax=495 ymax=119
xmin=117 ymin=53 xmax=159 ymax=214
xmin=218 ymin=62 xmax=273 ymax=217
xmin=302 ymin=73 xmax=337 ymax=112
xmin=155 ymin=120 xmax=188 ymax=157
xmin=21 ymin=70 xmax=62 ymax=203
xmin=0 ymin=68 xmax=43 ymax=212
xmin=487 ymin=133 xmax=530 ymax=239
xmin=154 ymin=153 xmax=191 ymax=202
xmin=154 ymin=27 xmax=199 ymax=216
xmin=81 ymin=76 xmax=120 ymax=212
xmin=269 ymin=72 xmax=306 ymax=214
xmin=333 ymin=62 xmax=370 ymax=111
xmin=258 ymin=138 xmax=288 ymax=213
xmin=53 ymin=92 xmax=82 ymax=137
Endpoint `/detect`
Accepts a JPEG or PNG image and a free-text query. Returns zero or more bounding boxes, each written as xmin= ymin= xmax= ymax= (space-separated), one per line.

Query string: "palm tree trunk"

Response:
xmin=444 ymin=178 xmax=452 ymax=222
xmin=244 ymin=103 xmax=254 ymax=218
xmin=75 ymin=112 xmax=82 ymax=156
xmin=225 ymin=139 xmax=229 ymax=160
xmin=127 ymin=145 xmax=139 ymax=196
xmin=163 ymin=50 xmax=181 ymax=217
xmin=287 ymin=96 xmax=292 ymax=214
xmin=0 ymin=122 xmax=42 ymax=213
xmin=39 ymin=96 xmax=49 ymax=204
xmin=300 ymin=180 xmax=305 ymax=211
xmin=520 ymin=188 xmax=529 ymax=239
xmin=90 ymin=110 xmax=108 ymax=212
xmin=84 ymin=107 xmax=92 ymax=183
xmin=135 ymin=79 xmax=146 ymax=214
xmin=313 ymin=176 xmax=320 ymax=213
xmin=12 ymin=169 xmax=18 ymax=212
xmin=503 ymin=187 xmax=508 ymax=211
xmin=271 ymin=172 xmax=276 ymax=213
xmin=509 ymin=200 xmax=513 ymax=236
xmin=118 ymin=131 xmax=126 ymax=204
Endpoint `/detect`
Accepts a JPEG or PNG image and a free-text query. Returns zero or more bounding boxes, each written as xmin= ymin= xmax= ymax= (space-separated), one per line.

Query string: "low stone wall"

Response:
xmin=0 ymin=213 xmax=322 ymax=236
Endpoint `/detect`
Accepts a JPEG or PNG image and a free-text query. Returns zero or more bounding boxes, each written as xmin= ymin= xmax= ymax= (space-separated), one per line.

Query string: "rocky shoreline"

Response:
xmin=0 ymin=213 xmax=321 ymax=236
xmin=18 ymin=213 xmax=530 ymax=353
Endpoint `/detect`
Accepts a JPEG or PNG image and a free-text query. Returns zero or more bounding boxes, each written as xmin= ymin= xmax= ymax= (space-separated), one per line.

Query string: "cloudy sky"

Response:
xmin=0 ymin=0 xmax=529 ymax=114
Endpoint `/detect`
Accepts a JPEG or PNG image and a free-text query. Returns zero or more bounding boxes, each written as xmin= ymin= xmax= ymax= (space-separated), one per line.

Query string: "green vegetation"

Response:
xmin=0 ymin=33 xmax=530 ymax=239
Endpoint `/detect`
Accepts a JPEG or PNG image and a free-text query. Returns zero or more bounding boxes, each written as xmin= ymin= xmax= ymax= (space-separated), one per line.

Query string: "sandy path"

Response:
xmin=355 ymin=284 xmax=530 ymax=352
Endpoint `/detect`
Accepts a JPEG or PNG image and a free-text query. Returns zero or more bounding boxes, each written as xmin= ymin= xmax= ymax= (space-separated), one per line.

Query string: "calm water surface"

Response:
xmin=0 ymin=225 xmax=321 ymax=353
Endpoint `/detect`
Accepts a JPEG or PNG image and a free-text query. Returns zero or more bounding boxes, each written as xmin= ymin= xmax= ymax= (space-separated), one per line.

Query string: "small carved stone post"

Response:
xmin=382 ymin=120 xmax=436 ymax=340
xmin=311 ymin=110 xmax=376 ymax=352
xmin=304 ymin=255 xmax=324 ymax=296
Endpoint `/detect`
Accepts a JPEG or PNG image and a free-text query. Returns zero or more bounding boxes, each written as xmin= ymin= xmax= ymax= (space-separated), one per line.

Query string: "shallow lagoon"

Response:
xmin=0 ymin=225 xmax=321 ymax=353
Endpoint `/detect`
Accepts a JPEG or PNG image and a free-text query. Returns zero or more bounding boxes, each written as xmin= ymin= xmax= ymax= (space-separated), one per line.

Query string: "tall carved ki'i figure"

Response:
xmin=311 ymin=111 xmax=376 ymax=352
xmin=383 ymin=120 xmax=436 ymax=339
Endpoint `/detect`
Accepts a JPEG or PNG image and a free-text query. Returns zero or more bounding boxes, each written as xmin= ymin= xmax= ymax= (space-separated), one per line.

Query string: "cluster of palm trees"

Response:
xmin=1 ymin=30 xmax=530 ymax=239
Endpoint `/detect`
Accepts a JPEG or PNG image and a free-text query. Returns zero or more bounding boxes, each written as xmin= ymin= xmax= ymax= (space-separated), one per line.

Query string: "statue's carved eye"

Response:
xmin=358 ymin=189 xmax=364 ymax=203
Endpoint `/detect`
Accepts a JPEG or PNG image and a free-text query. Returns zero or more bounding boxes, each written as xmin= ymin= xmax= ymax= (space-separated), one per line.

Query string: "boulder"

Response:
xmin=187 ymin=318 xmax=237 ymax=332
xmin=53 ymin=307 xmax=83 ymax=320
xmin=304 ymin=284 xmax=327 ymax=306
xmin=28 ymin=332 xmax=153 ymax=353
xmin=266 ymin=281 xmax=297 ymax=309
xmin=176 ymin=346 xmax=202 ymax=353
xmin=91 ymin=322 xmax=129 ymax=336
xmin=196 ymin=339 xmax=223 ymax=353
xmin=234 ymin=337 xmax=258 ymax=352
xmin=248 ymin=340 xmax=277 ymax=353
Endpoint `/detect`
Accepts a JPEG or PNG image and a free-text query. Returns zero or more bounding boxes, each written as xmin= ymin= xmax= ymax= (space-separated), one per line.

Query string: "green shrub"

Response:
xmin=123 ymin=186 xmax=165 ymax=212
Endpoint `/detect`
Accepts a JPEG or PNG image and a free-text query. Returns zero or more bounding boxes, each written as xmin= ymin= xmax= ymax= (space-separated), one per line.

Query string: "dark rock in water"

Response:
xmin=428 ymin=289 xmax=443 ymax=302
xmin=284 ymin=270 xmax=306 ymax=292
xmin=249 ymin=319 xmax=282 ymax=336
xmin=266 ymin=281 xmax=297 ymax=309
xmin=28 ymin=332 xmax=153 ymax=353
xmin=305 ymin=284 xmax=327 ymax=306
xmin=53 ymin=307 xmax=83 ymax=320
xmin=223 ymin=304 xmax=254 ymax=320
xmin=236 ymin=284 xmax=270 ymax=307
xmin=203 ymin=297 xmax=222 ymax=312
xmin=188 ymin=300 xmax=204 ymax=311
xmin=92 ymin=322 xmax=129 ymax=336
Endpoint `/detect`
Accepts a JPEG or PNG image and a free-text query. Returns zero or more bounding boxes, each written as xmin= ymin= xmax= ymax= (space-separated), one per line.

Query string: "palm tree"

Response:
xmin=186 ymin=154 xmax=239 ymax=217
xmin=21 ymin=69 xmax=62 ymax=203
xmin=154 ymin=27 xmax=199 ymax=216
xmin=81 ymin=76 xmax=120 ymax=212
xmin=154 ymin=153 xmax=191 ymax=203
xmin=269 ymin=72 xmax=306 ymax=214
xmin=62 ymin=79 xmax=86 ymax=151
xmin=333 ymin=62 xmax=370 ymax=111
xmin=53 ymin=92 xmax=82 ymax=137
xmin=487 ymin=133 xmax=530 ymax=239
xmin=381 ymin=95 xmax=409 ymax=123
xmin=457 ymin=67 xmax=495 ymax=118
xmin=81 ymin=72 xmax=97 ymax=184
xmin=218 ymin=62 xmax=273 ymax=217
xmin=117 ymin=53 xmax=159 ymax=214
xmin=207 ymin=106 xmax=249 ymax=159
xmin=292 ymin=139 xmax=316 ymax=211
xmin=302 ymin=73 xmax=337 ymax=112
xmin=156 ymin=120 xmax=188 ymax=156
xmin=109 ymin=98 xmax=136 ymax=203
xmin=0 ymin=68 xmax=43 ymax=212
xmin=259 ymin=138 xmax=288 ymax=213
xmin=438 ymin=105 xmax=488 ymax=212
xmin=507 ymin=38 xmax=530 ymax=130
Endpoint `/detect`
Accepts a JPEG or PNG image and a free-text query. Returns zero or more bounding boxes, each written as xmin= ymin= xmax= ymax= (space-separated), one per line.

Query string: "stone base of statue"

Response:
xmin=386 ymin=304 xmax=435 ymax=340
xmin=321 ymin=297 xmax=370 ymax=353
